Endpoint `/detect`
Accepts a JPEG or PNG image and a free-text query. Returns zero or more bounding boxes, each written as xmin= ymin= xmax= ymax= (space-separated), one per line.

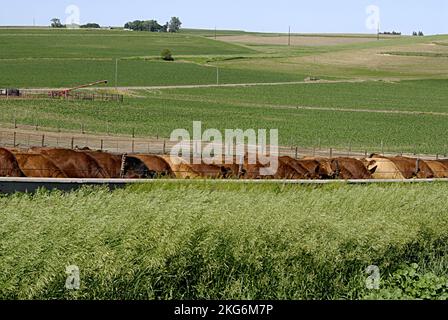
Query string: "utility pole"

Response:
xmin=377 ymin=22 xmax=380 ymax=41
xmin=288 ymin=26 xmax=291 ymax=46
xmin=115 ymin=58 xmax=118 ymax=89
xmin=216 ymin=66 xmax=219 ymax=85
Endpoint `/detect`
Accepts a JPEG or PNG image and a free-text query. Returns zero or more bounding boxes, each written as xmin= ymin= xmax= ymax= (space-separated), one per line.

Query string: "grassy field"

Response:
xmin=0 ymin=60 xmax=308 ymax=88
xmin=3 ymin=29 xmax=448 ymax=88
xmin=1 ymin=182 xmax=448 ymax=299
xmin=0 ymin=28 xmax=254 ymax=58
xmin=2 ymin=79 xmax=448 ymax=154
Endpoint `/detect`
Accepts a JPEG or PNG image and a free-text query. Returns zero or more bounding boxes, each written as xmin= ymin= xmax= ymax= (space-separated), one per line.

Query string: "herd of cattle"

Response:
xmin=1 ymin=147 xmax=448 ymax=180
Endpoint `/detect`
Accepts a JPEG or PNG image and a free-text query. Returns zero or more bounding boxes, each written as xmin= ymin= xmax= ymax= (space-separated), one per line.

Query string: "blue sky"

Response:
xmin=0 ymin=0 xmax=446 ymax=35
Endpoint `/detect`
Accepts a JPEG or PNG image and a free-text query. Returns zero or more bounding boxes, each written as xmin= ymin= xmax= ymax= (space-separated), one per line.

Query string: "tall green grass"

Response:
xmin=1 ymin=182 xmax=448 ymax=299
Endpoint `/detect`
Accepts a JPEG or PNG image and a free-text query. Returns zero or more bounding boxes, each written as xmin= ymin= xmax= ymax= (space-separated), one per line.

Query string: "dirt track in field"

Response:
xmin=21 ymin=79 xmax=367 ymax=93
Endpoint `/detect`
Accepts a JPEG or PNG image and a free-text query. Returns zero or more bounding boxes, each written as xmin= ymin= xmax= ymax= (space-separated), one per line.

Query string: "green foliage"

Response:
xmin=80 ymin=23 xmax=101 ymax=29
xmin=1 ymin=182 xmax=448 ymax=299
xmin=50 ymin=18 xmax=64 ymax=29
xmin=168 ymin=17 xmax=182 ymax=33
xmin=161 ymin=49 xmax=174 ymax=61
xmin=125 ymin=20 xmax=164 ymax=32
xmin=365 ymin=264 xmax=448 ymax=300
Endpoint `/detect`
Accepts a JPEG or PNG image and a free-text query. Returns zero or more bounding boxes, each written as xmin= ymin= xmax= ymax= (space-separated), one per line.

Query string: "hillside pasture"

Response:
xmin=216 ymin=35 xmax=381 ymax=46
xmin=0 ymin=29 xmax=253 ymax=59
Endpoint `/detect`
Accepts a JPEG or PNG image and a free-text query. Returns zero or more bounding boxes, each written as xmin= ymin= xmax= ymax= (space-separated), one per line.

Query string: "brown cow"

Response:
xmin=131 ymin=155 xmax=174 ymax=178
xmin=12 ymin=153 xmax=67 ymax=178
xmin=80 ymin=151 xmax=156 ymax=179
xmin=329 ymin=157 xmax=376 ymax=180
xmin=371 ymin=155 xmax=434 ymax=179
xmin=81 ymin=151 xmax=121 ymax=178
xmin=163 ymin=155 xmax=247 ymax=179
xmin=161 ymin=156 xmax=201 ymax=179
xmin=239 ymin=156 xmax=303 ymax=179
xmin=0 ymin=148 xmax=25 ymax=177
xmin=282 ymin=157 xmax=325 ymax=179
xmin=426 ymin=160 xmax=448 ymax=178
xmin=30 ymin=148 xmax=106 ymax=178
xmin=364 ymin=157 xmax=404 ymax=180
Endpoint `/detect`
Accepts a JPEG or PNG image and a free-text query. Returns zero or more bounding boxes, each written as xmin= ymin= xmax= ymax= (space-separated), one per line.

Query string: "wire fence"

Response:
xmin=0 ymin=127 xmax=445 ymax=161
xmin=0 ymin=90 xmax=124 ymax=102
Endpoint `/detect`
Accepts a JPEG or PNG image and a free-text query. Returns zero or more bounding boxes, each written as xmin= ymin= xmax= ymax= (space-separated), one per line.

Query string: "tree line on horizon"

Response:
xmin=49 ymin=16 xmax=182 ymax=32
xmin=124 ymin=17 xmax=182 ymax=32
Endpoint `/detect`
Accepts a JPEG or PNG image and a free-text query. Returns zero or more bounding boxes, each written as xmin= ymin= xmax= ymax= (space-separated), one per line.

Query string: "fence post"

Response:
xmin=14 ymin=118 xmax=17 ymax=129
xmin=101 ymin=139 xmax=104 ymax=152
xmin=81 ymin=123 xmax=85 ymax=134
xmin=35 ymin=122 xmax=38 ymax=131
xmin=71 ymin=137 xmax=74 ymax=149
xmin=163 ymin=140 xmax=166 ymax=155
xmin=13 ymin=132 xmax=16 ymax=147
xmin=41 ymin=134 xmax=45 ymax=147
xmin=132 ymin=128 xmax=135 ymax=138
xmin=295 ymin=147 xmax=298 ymax=159
xmin=132 ymin=139 xmax=135 ymax=153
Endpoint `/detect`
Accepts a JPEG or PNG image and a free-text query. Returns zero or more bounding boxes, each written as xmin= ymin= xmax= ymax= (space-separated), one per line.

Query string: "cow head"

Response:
xmin=315 ymin=159 xmax=335 ymax=179
xmin=362 ymin=159 xmax=378 ymax=175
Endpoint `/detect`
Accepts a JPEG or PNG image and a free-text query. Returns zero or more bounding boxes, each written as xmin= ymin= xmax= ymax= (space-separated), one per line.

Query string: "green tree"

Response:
xmin=50 ymin=18 xmax=64 ymax=28
xmin=81 ymin=23 xmax=101 ymax=29
xmin=161 ymin=49 xmax=174 ymax=61
xmin=168 ymin=17 xmax=182 ymax=33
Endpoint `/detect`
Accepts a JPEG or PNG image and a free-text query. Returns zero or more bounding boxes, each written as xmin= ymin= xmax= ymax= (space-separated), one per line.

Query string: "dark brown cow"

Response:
xmin=280 ymin=157 xmax=324 ymax=179
xmin=132 ymin=155 xmax=175 ymax=178
xmin=82 ymin=151 xmax=121 ymax=178
xmin=239 ymin=156 xmax=302 ymax=179
xmin=13 ymin=153 xmax=67 ymax=178
xmin=371 ymin=154 xmax=434 ymax=179
xmin=30 ymin=148 xmax=106 ymax=178
xmin=80 ymin=151 xmax=155 ymax=179
xmin=0 ymin=148 xmax=25 ymax=177
xmin=329 ymin=157 xmax=376 ymax=180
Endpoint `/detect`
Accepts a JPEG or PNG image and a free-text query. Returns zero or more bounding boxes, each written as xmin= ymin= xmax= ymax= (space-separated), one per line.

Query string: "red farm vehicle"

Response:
xmin=49 ymin=80 xmax=108 ymax=99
